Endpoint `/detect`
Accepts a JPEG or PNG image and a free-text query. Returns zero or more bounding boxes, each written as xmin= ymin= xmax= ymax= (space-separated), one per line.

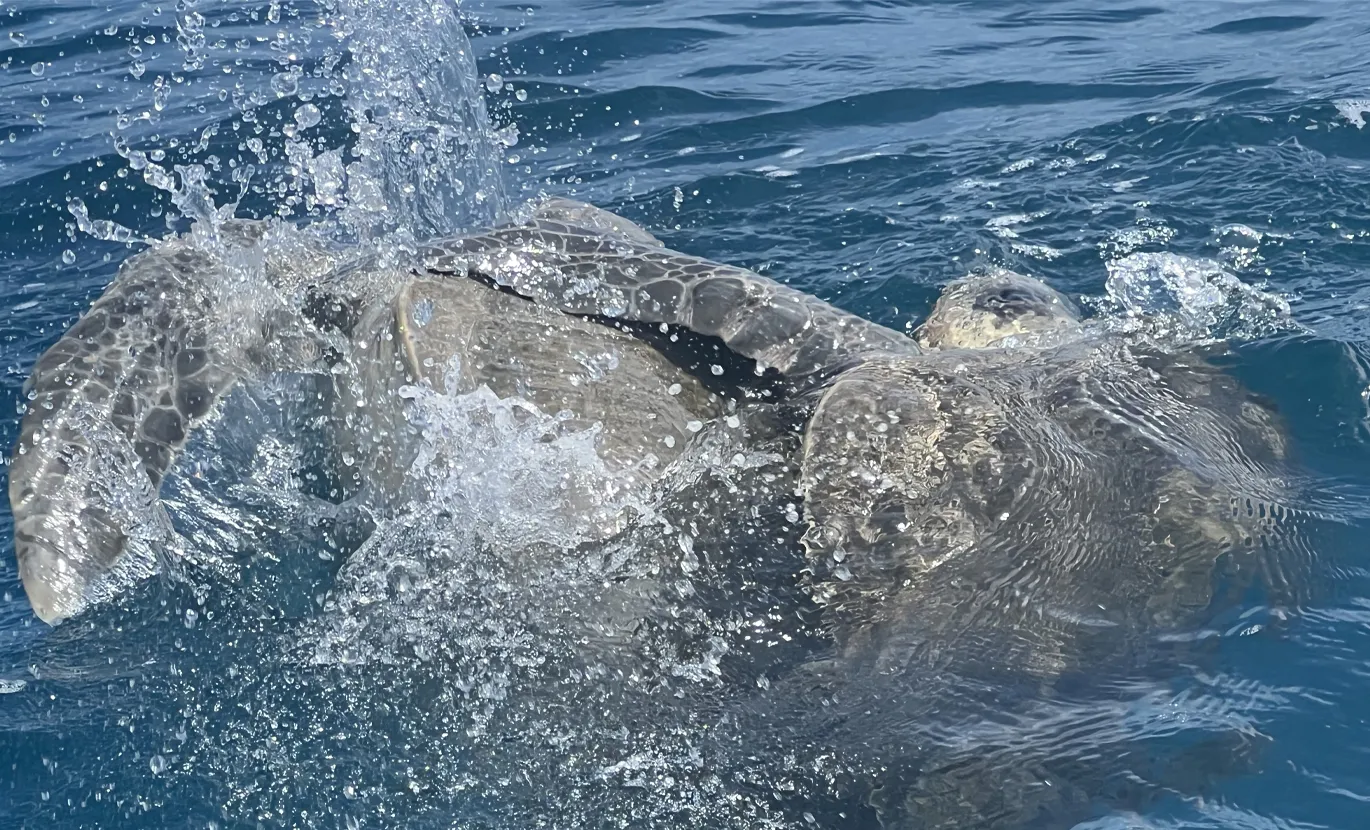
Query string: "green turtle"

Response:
xmin=8 ymin=199 xmax=727 ymax=626
xmin=415 ymin=208 xmax=1300 ymax=825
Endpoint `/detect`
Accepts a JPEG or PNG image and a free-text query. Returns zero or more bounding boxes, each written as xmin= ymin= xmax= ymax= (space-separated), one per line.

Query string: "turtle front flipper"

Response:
xmin=419 ymin=199 xmax=919 ymax=380
xmin=8 ymin=227 xmax=318 ymax=625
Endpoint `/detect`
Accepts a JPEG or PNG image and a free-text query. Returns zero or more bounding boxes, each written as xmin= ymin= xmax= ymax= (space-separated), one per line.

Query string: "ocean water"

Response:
xmin=3 ymin=0 xmax=1370 ymax=828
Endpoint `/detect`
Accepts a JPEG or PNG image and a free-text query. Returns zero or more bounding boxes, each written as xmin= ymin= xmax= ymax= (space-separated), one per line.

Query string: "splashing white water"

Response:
xmin=333 ymin=0 xmax=509 ymax=244
xmin=400 ymin=361 xmax=658 ymax=551
xmin=1102 ymin=251 xmax=1300 ymax=344
xmin=1335 ymin=98 xmax=1370 ymax=129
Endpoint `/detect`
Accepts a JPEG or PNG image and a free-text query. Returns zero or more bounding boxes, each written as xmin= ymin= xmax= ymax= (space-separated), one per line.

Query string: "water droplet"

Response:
xmin=29 ymin=62 xmax=44 ymax=77
xmin=686 ymin=420 xmax=703 ymax=433
xmin=710 ymin=364 xmax=724 ymax=376
xmin=149 ymin=755 xmax=167 ymax=774
xmin=493 ymin=122 xmax=519 ymax=147
xmin=9 ymin=33 xmax=26 ymax=46
xmin=143 ymin=164 xmax=175 ymax=192
xmin=60 ymin=249 xmax=75 ymax=265
xmin=151 ymin=76 xmax=170 ymax=111
xmin=515 ymin=88 xmax=528 ymax=102
xmin=679 ymin=533 xmax=698 ymax=573
xmin=666 ymin=383 xmax=682 ymax=396
xmin=485 ymin=73 xmax=504 ymax=93
xmin=270 ymin=68 xmax=300 ymax=98
xmin=293 ymin=103 xmax=321 ymax=130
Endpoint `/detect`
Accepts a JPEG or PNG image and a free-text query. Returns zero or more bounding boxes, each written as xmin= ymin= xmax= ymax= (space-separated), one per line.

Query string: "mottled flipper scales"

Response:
xmin=8 ymin=225 xmax=313 ymax=624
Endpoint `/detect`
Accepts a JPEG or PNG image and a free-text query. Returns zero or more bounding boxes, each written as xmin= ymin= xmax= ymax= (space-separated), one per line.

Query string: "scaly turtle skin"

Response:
xmin=8 ymin=200 xmax=722 ymax=625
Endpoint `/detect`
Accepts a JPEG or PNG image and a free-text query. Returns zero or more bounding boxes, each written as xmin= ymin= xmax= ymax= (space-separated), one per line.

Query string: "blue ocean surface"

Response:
xmin=2 ymin=0 xmax=1370 ymax=827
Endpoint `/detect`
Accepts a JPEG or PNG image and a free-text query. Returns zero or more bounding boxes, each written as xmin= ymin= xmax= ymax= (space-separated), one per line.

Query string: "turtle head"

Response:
xmin=915 ymin=269 xmax=1082 ymax=350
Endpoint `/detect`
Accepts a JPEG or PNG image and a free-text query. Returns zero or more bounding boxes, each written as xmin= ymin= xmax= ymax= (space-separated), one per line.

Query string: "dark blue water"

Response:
xmin=4 ymin=0 xmax=1370 ymax=827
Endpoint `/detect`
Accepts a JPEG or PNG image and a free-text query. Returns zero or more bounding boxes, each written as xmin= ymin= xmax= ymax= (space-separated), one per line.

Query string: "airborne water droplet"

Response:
xmin=61 ymin=249 xmax=76 ymax=265
xmin=294 ymin=103 xmax=321 ymax=131
xmin=270 ymin=68 xmax=300 ymax=98
xmin=29 ymin=62 xmax=44 ymax=77
xmin=485 ymin=73 xmax=504 ymax=93
xmin=149 ymin=755 xmax=167 ymax=774
xmin=152 ymin=76 xmax=169 ymax=112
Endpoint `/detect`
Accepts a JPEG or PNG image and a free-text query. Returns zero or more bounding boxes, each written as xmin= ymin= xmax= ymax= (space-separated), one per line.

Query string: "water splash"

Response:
xmin=1102 ymin=251 xmax=1300 ymax=344
xmin=66 ymin=197 xmax=147 ymax=245
xmin=1335 ymin=98 xmax=1370 ymax=129
xmin=400 ymin=369 xmax=657 ymax=550
xmin=334 ymin=0 xmax=509 ymax=244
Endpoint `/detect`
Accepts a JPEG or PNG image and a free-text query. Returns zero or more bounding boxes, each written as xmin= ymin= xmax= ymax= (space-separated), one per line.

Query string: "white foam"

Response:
xmin=1335 ymin=99 xmax=1370 ymax=129
xmin=1104 ymin=251 xmax=1300 ymax=344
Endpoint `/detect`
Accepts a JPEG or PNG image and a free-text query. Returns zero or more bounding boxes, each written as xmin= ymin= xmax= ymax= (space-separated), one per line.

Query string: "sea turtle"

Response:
xmin=418 ymin=210 xmax=1294 ymax=632
xmin=415 ymin=208 xmax=1300 ymax=825
xmin=7 ymin=199 xmax=729 ymax=626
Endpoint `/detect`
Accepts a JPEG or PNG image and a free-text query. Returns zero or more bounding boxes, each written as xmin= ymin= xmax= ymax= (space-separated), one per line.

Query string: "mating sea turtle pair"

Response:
xmin=409 ymin=207 xmax=1296 ymax=826
xmin=424 ymin=203 xmax=1294 ymax=648
xmin=9 ymin=196 xmax=1298 ymax=827
xmin=11 ymin=197 xmax=1291 ymax=652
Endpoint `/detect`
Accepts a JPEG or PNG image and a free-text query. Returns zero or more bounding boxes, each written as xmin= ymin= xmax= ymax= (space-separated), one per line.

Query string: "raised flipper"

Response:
xmin=8 ymin=224 xmax=322 ymax=625
xmin=419 ymin=200 xmax=918 ymax=378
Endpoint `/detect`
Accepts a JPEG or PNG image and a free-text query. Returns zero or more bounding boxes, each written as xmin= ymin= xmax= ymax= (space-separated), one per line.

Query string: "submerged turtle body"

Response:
xmin=8 ymin=201 xmax=722 ymax=625
xmin=419 ymin=204 xmax=1299 ymax=824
